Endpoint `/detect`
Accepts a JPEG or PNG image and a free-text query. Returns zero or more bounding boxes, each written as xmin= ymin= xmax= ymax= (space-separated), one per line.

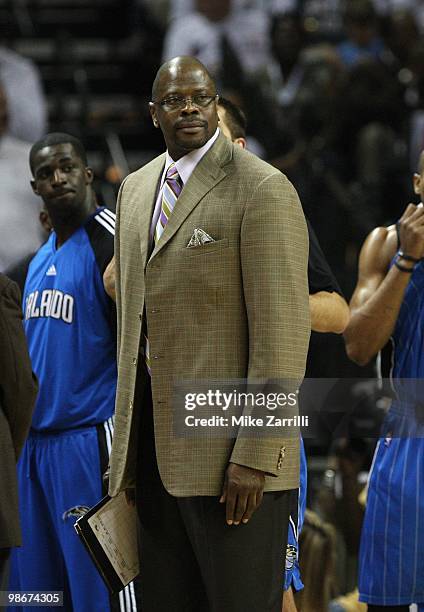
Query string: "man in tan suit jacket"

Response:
xmin=109 ymin=56 xmax=310 ymax=611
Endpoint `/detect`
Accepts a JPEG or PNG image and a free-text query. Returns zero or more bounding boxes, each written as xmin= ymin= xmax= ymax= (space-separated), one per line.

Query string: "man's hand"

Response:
xmin=398 ymin=202 xmax=424 ymax=260
xmin=103 ymin=255 xmax=116 ymax=302
xmin=219 ymin=462 xmax=265 ymax=525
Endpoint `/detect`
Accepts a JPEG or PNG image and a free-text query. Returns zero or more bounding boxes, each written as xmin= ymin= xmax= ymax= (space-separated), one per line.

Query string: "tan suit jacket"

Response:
xmin=0 ymin=274 xmax=37 ymax=548
xmin=109 ymin=133 xmax=310 ymax=497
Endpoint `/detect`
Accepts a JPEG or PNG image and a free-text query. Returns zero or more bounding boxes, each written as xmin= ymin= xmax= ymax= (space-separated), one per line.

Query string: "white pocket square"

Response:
xmin=187 ymin=228 xmax=215 ymax=248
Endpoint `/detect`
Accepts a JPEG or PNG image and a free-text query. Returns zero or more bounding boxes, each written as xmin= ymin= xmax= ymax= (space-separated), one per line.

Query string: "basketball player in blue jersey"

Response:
xmin=8 ymin=134 xmax=137 ymax=612
xmin=344 ymin=151 xmax=424 ymax=611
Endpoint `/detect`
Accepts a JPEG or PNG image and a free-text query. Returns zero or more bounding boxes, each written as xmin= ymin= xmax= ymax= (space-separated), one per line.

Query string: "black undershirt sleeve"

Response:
xmin=307 ymin=219 xmax=343 ymax=296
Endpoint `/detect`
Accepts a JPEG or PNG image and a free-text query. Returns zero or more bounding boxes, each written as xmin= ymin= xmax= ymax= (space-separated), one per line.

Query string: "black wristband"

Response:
xmin=397 ymin=250 xmax=421 ymax=263
xmin=394 ymin=259 xmax=414 ymax=273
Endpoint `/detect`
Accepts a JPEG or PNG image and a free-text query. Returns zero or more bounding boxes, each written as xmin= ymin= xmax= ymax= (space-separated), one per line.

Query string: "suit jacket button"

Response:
xmin=138 ymin=313 xmax=142 ymax=321
xmin=129 ymin=400 xmax=133 ymax=409
xmin=132 ymin=357 xmax=137 ymax=366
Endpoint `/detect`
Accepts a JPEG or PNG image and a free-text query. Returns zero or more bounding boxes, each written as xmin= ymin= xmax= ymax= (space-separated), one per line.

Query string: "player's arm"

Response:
xmin=306 ymin=220 xmax=349 ymax=333
xmin=344 ymin=203 xmax=424 ymax=365
xmin=309 ymin=291 xmax=349 ymax=334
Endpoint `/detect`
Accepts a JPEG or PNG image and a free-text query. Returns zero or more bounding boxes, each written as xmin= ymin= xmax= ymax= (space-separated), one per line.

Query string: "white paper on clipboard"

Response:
xmin=86 ymin=492 xmax=139 ymax=585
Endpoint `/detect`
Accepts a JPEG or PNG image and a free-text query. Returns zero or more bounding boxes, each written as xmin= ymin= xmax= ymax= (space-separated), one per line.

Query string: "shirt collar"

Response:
xmin=163 ymin=127 xmax=220 ymax=186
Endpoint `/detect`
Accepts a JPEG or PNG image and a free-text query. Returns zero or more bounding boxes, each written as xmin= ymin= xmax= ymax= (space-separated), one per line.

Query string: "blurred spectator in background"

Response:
xmin=266 ymin=0 xmax=345 ymax=42
xmin=0 ymin=84 xmax=44 ymax=273
xmin=162 ymin=0 xmax=271 ymax=86
xmin=0 ymin=46 xmax=47 ymax=143
xmin=337 ymin=0 xmax=386 ymax=68
xmin=265 ymin=11 xmax=307 ymax=111
xmin=383 ymin=8 xmax=420 ymax=71
xmin=302 ymin=0 xmax=344 ymax=42
xmin=331 ymin=58 xmax=408 ymax=232
xmin=144 ymin=0 xmax=266 ymax=23
xmin=374 ymin=0 xmax=424 ymax=33
xmin=263 ymin=42 xmax=352 ymax=290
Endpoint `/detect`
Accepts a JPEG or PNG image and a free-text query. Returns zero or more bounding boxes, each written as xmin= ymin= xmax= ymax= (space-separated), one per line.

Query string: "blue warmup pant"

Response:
xmin=8 ymin=421 xmax=137 ymax=612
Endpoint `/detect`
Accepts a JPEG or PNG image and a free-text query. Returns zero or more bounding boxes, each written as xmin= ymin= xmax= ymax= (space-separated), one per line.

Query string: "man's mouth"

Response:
xmin=177 ymin=122 xmax=206 ymax=132
xmin=53 ymin=190 xmax=74 ymax=199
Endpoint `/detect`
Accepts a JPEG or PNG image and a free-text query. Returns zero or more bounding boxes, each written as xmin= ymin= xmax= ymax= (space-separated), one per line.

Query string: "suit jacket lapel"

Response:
xmin=137 ymin=153 xmax=165 ymax=266
xmin=149 ymin=134 xmax=232 ymax=261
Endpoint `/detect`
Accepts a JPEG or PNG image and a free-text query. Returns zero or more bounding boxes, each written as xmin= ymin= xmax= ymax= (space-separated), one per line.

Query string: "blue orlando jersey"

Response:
xmin=23 ymin=207 xmax=117 ymax=431
xmin=388 ymin=257 xmax=424 ymax=429
xmin=392 ymin=259 xmax=424 ymax=379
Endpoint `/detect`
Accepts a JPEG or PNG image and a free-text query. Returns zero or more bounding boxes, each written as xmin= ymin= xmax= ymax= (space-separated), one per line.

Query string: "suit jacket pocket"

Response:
xmin=182 ymin=238 xmax=229 ymax=255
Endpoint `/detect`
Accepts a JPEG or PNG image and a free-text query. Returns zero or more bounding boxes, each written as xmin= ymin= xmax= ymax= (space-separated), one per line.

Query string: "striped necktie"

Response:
xmin=146 ymin=163 xmax=183 ymax=374
xmin=154 ymin=163 xmax=183 ymax=242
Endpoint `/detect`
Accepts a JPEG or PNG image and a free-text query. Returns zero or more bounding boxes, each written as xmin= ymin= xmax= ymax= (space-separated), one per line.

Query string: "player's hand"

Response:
xmin=219 ymin=462 xmax=265 ymax=525
xmin=103 ymin=256 xmax=116 ymax=302
xmin=398 ymin=202 xmax=424 ymax=260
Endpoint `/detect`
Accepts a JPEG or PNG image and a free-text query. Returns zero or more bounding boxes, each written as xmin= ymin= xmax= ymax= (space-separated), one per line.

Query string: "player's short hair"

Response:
xmin=30 ymin=133 xmax=88 ymax=175
xmin=217 ymin=97 xmax=247 ymax=140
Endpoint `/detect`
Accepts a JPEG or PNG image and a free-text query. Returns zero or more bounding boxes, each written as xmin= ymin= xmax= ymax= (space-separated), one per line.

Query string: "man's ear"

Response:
xmin=413 ymin=172 xmax=422 ymax=195
xmin=149 ymin=102 xmax=159 ymax=128
xmin=85 ymin=167 xmax=94 ymax=184
xmin=30 ymin=179 xmax=38 ymax=195
xmin=39 ymin=210 xmax=52 ymax=233
xmin=234 ymin=137 xmax=247 ymax=150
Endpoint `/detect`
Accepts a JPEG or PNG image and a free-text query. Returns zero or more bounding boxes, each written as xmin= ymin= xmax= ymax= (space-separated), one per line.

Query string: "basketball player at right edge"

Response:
xmin=344 ymin=151 xmax=424 ymax=611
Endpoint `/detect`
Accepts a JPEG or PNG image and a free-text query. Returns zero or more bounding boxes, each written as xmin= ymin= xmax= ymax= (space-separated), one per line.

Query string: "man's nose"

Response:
xmin=181 ymin=99 xmax=199 ymax=114
xmin=52 ymin=169 xmax=66 ymax=185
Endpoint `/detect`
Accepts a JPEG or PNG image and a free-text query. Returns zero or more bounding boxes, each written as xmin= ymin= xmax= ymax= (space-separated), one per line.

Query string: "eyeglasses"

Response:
xmin=152 ymin=94 xmax=218 ymax=112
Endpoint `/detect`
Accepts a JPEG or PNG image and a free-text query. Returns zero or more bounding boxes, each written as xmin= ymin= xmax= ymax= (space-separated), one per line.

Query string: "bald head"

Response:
xmin=149 ymin=56 xmax=219 ymax=161
xmin=152 ymin=56 xmax=215 ymax=101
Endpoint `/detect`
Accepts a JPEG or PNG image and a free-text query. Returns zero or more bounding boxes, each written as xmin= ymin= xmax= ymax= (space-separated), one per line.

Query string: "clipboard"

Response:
xmin=74 ymin=492 xmax=139 ymax=594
